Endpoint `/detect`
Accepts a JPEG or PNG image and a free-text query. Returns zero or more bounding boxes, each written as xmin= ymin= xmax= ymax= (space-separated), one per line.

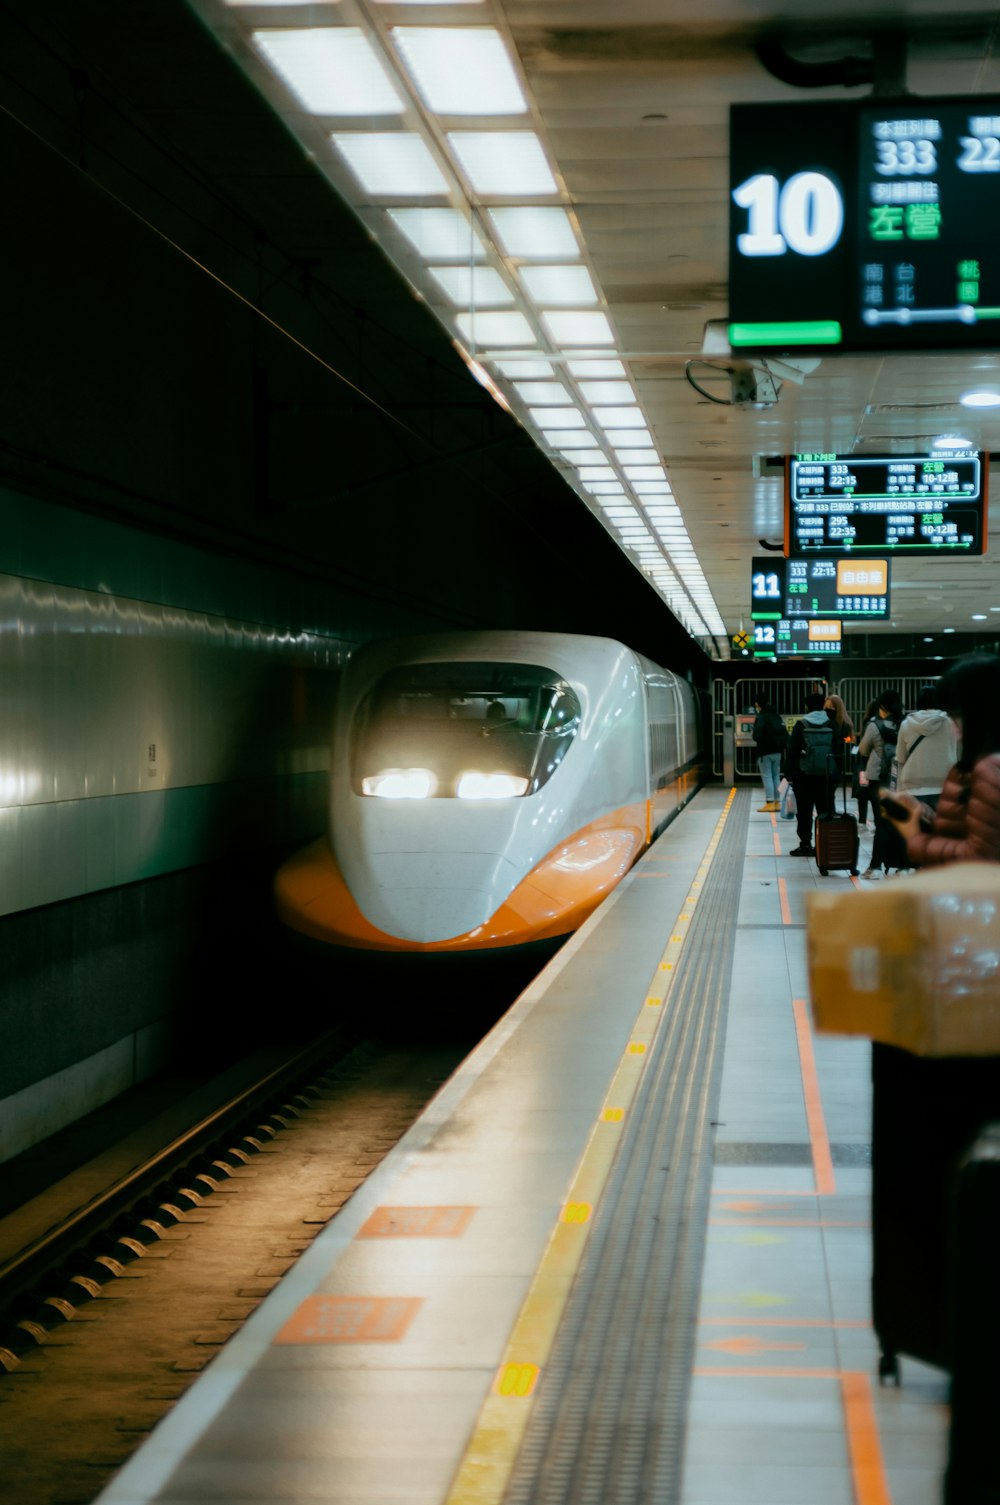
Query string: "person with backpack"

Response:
xmin=858 ymin=689 xmax=904 ymax=878
xmin=751 ymin=697 xmax=788 ymax=811
xmin=784 ymin=691 xmax=837 ymax=856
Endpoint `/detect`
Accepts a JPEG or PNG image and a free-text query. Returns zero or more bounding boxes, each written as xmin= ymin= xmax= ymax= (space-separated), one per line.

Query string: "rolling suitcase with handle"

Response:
xmin=814 ymin=778 xmax=859 ymax=876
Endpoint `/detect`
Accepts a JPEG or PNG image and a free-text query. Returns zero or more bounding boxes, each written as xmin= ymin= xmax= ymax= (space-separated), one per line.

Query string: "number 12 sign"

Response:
xmin=729 ymin=96 xmax=1000 ymax=354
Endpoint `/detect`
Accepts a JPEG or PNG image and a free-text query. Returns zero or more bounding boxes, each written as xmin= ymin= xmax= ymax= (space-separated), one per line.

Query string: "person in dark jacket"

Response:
xmin=752 ymin=697 xmax=787 ymax=812
xmin=784 ymin=691 xmax=836 ymax=856
xmin=858 ymin=689 xmax=904 ymax=878
xmin=883 ymin=654 xmax=1000 ymax=866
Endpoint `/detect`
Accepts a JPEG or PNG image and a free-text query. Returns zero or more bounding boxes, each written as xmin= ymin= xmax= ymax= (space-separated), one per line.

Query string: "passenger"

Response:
xmin=882 ymin=653 xmax=1000 ymax=866
xmin=751 ymin=697 xmax=787 ymax=812
xmin=824 ymin=693 xmax=855 ymax=792
xmin=784 ymin=691 xmax=836 ymax=857
xmin=894 ymin=685 xmax=958 ymax=816
xmin=859 ymin=689 xmax=904 ymax=879
xmin=853 ymin=699 xmax=879 ymax=829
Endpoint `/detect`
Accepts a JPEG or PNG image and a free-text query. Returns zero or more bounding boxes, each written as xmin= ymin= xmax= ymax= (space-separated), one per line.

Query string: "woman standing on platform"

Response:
xmin=882 ymin=654 xmax=1000 ymax=865
xmin=752 ymin=697 xmax=787 ymax=812
xmin=824 ymin=693 xmax=855 ymax=797
xmin=859 ymin=689 xmax=904 ymax=878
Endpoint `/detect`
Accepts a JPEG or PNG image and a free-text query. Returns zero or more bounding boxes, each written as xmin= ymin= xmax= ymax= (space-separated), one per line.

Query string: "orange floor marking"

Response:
xmin=792 ymin=997 xmax=836 ymax=1196
xmin=709 ymin=1218 xmax=868 ymax=1228
xmin=694 ymin=1365 xmax=841 ymax=1379
xmin=778 ymin=876 xmax=793 ymax=925
xmin=712 ymin=1187 xmax=823 ymax=1198
xmin=358 ymin=1206 xmax=475 ymax=1238
xmin=841 ymin=1370 xmax=894 ymax=1505
xmin=273 ymin=1294 xmax=422 ymax=1344
xmin=850 ymin=874 xmax=863 ymax=889
xmin=771 ymin=815 xmax=782 ymax=856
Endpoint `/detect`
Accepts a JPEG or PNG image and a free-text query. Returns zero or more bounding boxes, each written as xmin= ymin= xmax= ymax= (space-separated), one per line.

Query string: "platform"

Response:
xmin=95 ymin=787 xmax=950 ymax=1505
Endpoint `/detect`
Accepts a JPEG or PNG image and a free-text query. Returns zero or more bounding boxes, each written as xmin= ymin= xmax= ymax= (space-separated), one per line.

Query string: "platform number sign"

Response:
xmin=751 ymin=559 xmax=786 ymax=618
xmin=730 ymin=95 xmax=1000 ymax=353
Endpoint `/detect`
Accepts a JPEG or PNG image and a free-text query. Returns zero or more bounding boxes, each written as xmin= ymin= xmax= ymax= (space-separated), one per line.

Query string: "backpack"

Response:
xmin=879 ymin=727 xmax=898 ymax=785
xmin=800 ymin=719 xmax=837 ymax=778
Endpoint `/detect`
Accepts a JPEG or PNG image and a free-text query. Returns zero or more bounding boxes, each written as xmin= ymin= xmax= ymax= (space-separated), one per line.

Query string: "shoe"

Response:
xmin=758 ymin=802 xmax=779 ymax=812
xmin=789 ymin=845 xmax=815 ymax=857
xmin=862 ymin=867 xmax=879 ymax=879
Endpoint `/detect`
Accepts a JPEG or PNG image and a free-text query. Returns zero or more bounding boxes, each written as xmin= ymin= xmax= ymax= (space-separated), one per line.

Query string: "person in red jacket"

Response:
xmin=882 ymin=653 xmax=1000 ymax=866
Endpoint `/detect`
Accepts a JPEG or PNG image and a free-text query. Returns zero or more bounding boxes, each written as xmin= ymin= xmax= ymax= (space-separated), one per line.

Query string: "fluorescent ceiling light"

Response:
xmin=387 ymin=208 xmax=484 ymax=260
xmin=625 ymin=466 xmax=667 ymax=480
xmin=392 ymin=29 xmax=526 ymax=115
xmin=487 ymin=207 xmax=577 ymax=258
xmin=519 ymin=265 xmax=598 ymax=306
xmin=333 ymin=133 xmax=448 ymax=195
xmin=593 ymin=406 xmax=645 ymax=428
xmin=541 ymin=310 xmax=614 ymax=346
xmin=606 ymin=428 xmax=653 ymax=448
xmin=589 ymin=483 xmax=625 ymax=495
xmin=455 ymin=309 xmax=536 ymax=346
xmin=568 ymin=358 xmax=626 ymax=377
xmin=254 ymin=29 xmax=403 ymax=115
xmin=448 ymin=133 xmax=557 ymax=194
xmin=547 ymin=432 xmax=600 ymax=448
xmin=960 ymin=389 xmax=1000 ymax=408
xmin=579 ymin=381 xmax=635 ymax=404
xmin=633 ymin=481 xmax=672 ymax=493
xmin=513 ymin=381 xmax=570 ymax=404
xmin=615 ymin=449 xmax=658 ymax=466
xmin=531 ymin=406 xmax=585 ymax=428
xmin=578 ymin=466 xmax=616 ymax=480
xmin=933 ymin=434 xmax=972 ymax=449
xmin=427 ymin=265 xmax=513 ymax=305
xmin=494 ymin=358 xmax=555 ymax=377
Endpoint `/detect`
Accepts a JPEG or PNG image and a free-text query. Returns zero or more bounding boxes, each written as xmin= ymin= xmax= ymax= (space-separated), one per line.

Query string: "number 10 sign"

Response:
xmin=729 ymin=96 xmax=1000 ymax=353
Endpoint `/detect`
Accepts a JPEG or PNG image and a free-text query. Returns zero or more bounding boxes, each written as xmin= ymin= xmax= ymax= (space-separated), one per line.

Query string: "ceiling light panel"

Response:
xmin=487 ymin=207 xmax=578 ymax=258
xmin=493 ymin=358 xmax=555 ymax=377
xmin=519 ymin=266 xmax=598 ymax=306
xmin=332 ymin=133 xmax=449 ymax=195
xmin=568 ymin=358 xmax=627 ymax=378
xmin=513 ymin=381 xmax=570 ymax=404
xmin=607 ymin=429 xmax=653 ymax=448
xmin=392 ymin=29 xmax=526 ymax=115
xmin=578 ymin=381 xmax=635 ymax=404
xmin=449 ymin=133 xmax=557 ymax=194
xmin=531 ymin=406 xmax=585 ymax=428
xmin=253 ymin=29 xmax=403 ymax=115
xmin=455 ymin=309 xmax=536 ymax=346
xmin=578 ymin=466 xmax=616 ymax=480
xmin=615 ymin=449 xmax=658 ymax=465
xmin=541 ymin=311 xmax=614 ymax=346
xmin=550 ymin=432 xmax=601 ymax=448
xmin=592 ymin=406 xmax=646 ymax=429
xmin=427 ymin=265 xmax=513 ymax=305
xmin=387 ymin=208 xmax=485 ymax=260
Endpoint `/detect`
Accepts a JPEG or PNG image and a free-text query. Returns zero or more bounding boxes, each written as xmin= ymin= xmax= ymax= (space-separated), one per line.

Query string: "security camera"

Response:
xmin=729 ymin=366 xmax=779 ymax=408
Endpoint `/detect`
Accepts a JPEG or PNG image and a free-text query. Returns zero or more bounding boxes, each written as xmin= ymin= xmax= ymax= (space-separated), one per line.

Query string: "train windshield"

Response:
xmin=352 ymin=661 xmax=581 ymax=799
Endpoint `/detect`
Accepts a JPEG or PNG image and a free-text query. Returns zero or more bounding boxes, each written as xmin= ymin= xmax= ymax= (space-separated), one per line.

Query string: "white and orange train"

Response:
xmin=275 ymin=631 xmax=701 ymax=953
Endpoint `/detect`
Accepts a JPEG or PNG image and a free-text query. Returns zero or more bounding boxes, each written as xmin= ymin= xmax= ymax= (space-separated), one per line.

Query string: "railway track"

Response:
xmin=0 ymin=1027 xmax=474 ymax=1505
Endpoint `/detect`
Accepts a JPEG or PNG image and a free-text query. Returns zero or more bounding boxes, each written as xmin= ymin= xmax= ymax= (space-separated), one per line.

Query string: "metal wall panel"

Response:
xmin=0 ymin=570 xmax=346 ymax=916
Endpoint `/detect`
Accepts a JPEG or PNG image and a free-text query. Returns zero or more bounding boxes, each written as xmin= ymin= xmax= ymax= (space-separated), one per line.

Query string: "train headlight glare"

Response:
xmin=362 ymin=768 xmax=436 ymax=799
xmin=457 ymin=771 xmax=529 ymax=800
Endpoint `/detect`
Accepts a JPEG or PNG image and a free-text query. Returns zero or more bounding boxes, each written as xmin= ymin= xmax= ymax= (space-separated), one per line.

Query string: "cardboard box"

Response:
xmin=806 ymin=863 xmax=1000 ymax=1057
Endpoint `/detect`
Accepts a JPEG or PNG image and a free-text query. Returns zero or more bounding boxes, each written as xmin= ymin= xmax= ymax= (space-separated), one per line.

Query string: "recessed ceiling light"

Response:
xmin=530 ymin=406 xmax=585 ymax=429
xmin=579 ymin=380 xmax=635 ymax=405
xmin=427 ymin=265 xmax=513 ymax=305
xmin=567 ymin=358 xmax=626 ymax=378
xmin=387 ymin=208 xmax=484 ymax=260
xmin=254 ymin=29 xmax=403 ymax=115
xmin=592 ymin=406 xmax=646 ymax=428
xmin=924 ymin=636 xmax=934 ymax=642
xmin=540 ymin=310 xmax=615 ymax=346
xmin=333 ymin=133 xmax=448 ymax=195
xmin=972 ymin=613 xmax=989 ymax=620
xmin=943 ymin=626 xmax=957 ymax=633
xmin=493 ymin=358 xmax=555 ymax=378
xmin=960 ymin=389 xmax=1000 ymax=408
xmin=486 ymin=207 xmax=578 ymax=259
xmin=513 ymin=380 xmax=570 ymax=404
xmin=454 ymin=309 xmax=535 ymax=345
xmin=448 ymin=133 xmax=557 ymax=194
xmin=932 ymin=434 xmax=971 ymax=450
xmin=392 ymin=29 xmax=527 ymax=115
xmin=519 ymin=265 xmax=598 ymax=306
xmin=615 ymin=449 xmax=659 ymax=466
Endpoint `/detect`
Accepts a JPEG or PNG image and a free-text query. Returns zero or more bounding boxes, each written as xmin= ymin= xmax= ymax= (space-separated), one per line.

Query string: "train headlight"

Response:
xmin=456 ymin=771 xmax=529 ymax=800
xmin=362 ymin=768 xmax=436 ymax=799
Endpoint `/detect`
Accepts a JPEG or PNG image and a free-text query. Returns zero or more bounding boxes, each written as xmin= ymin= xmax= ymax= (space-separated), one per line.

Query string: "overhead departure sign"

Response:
xmin=754 ymin=617 xmax=843 ymax=657
xmin=729 ymin=97 xmax=1000 ymax=353
xmin=751 ymin=555 xmax=891 ymax=618
xmin=785 ymin=452 xmax=987 ymax=556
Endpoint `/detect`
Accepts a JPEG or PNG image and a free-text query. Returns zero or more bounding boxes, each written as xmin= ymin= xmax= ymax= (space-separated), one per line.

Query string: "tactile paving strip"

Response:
xmin=505 ymin=790 xmax=751 ymax=1505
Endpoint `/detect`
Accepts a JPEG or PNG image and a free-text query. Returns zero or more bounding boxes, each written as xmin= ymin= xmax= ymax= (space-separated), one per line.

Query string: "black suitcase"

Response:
xmin=945 ymin=1122 xmax=1000 ymax=1505
xmin=871 ymin=1045 xmax=1000 ymax=1383
xmin=814 ymin=780 xmax=858 ymax=876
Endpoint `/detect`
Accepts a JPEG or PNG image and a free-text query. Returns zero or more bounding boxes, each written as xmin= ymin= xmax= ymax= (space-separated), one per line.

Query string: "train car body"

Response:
xmin=275 ymin=631 xmax=700 ymax=952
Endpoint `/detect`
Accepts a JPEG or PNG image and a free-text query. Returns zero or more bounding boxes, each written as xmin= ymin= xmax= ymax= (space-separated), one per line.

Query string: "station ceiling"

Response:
xmin=21 ymin=1 xmax=1000 ymax=660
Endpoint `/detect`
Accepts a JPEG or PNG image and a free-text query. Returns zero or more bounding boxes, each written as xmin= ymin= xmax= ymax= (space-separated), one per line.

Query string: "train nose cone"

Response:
xmin=355 ymin=852 xmax=520 ymax=943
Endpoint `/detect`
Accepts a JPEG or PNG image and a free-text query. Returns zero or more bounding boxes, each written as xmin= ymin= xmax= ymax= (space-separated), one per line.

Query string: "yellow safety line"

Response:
xmin=443 ymin=789 xmax=738 ymax=1505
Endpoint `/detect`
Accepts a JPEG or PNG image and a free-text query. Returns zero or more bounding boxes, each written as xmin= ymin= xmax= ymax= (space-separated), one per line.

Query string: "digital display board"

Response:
xmin=730 ymin=96 xmax=1000 ymax=354
xmin=785 ymin=452 xmax=987 ymax=555
xmin=751 ymin=555 xmax=891 ymax=618
xmin=753 ymin=617 xmax=843 ymax=657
